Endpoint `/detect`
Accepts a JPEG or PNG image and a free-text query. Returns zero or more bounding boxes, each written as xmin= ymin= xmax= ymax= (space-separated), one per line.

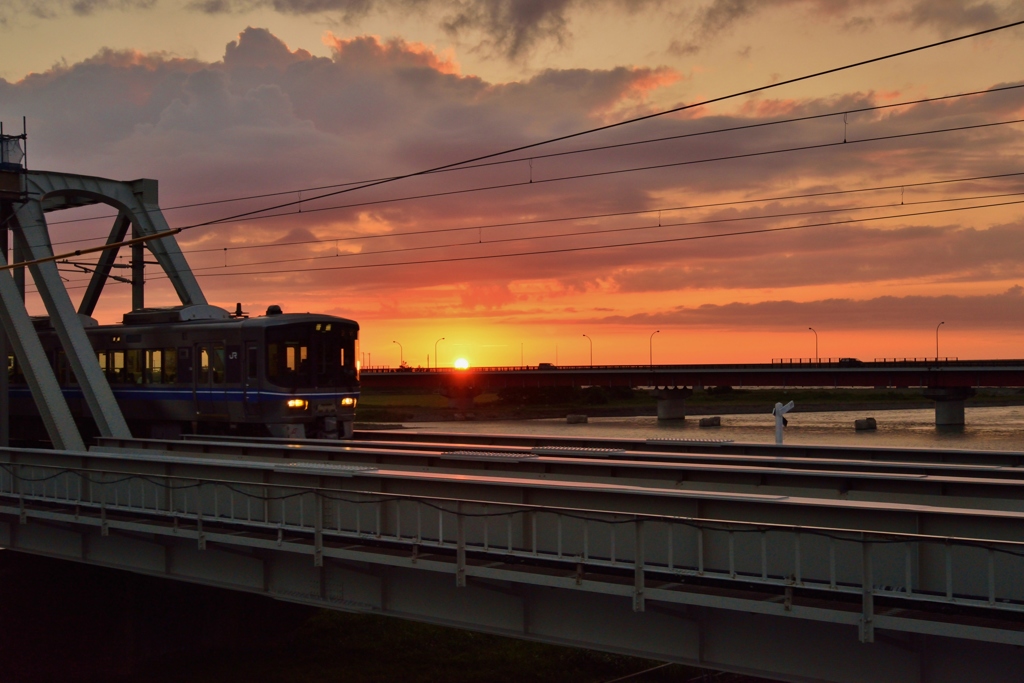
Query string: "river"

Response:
xmin=397 ymin=405 xmax=1024 ymax=451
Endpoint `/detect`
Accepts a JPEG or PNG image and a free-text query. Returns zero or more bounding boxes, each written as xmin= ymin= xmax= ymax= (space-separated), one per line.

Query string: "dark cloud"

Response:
xmin=896 ymin=0 xmax=1022 ymax=34
xmin=593 ymin=286 xmax=1024 ymax=330
xmin=2 ymin=0 xmax=154 ymax=22
xmin=667 ymin=0 xmax=1023 ymax=56
xmin=181 ymin=0 xmax=661 ymax=60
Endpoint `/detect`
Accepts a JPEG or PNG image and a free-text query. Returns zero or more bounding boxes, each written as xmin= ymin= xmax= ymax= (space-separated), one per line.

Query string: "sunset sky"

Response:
xmin=2 ymin=0 xmax=1023 ymax=368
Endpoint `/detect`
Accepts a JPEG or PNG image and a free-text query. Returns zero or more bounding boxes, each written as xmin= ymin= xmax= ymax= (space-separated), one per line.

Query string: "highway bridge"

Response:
xmin=362 ymin=359 xmax=1024 ymax=425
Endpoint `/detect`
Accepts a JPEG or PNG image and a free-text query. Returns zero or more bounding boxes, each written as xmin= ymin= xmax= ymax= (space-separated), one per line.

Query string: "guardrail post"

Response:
xmin=860 ymin=540 xmax=874 ymax=643
xmin=456 ymin=502 xmax=466 ymax=587
xmin=196 ymin=488 xmax=206 ymax=550
xmin=633 ymin=519 xmax=645 ymax=612
xmin=314 ymin=493 xmax=323 ymax=567
xmin=988 ymin=548 xmax=996 ymax=605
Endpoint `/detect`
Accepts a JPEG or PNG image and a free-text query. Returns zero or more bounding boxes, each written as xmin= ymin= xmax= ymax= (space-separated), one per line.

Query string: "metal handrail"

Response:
xmin=3 ymin=458 xmax=1024 ymax=619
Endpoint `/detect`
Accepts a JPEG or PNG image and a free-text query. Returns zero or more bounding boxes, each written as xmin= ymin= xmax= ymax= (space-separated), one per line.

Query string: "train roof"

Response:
xmin=30 ymin=305 xmax=358 ymax=332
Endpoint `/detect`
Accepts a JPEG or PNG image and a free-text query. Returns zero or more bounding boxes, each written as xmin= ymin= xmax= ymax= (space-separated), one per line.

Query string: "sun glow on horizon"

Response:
xmin=454 ymin=358 xmax=470 ymax=370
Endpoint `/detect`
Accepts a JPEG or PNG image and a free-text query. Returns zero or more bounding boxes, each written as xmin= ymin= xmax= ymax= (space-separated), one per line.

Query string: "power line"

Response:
xmin=37 ymin=177 xmax=1024 ymax=295
xmin=176 ymin=170 xmax=1024 ymax=256
xmin=180 ymin=190 xmax=1024 ymax=273
xmin=42 ymin=81 xmax=1024 ymax=239
xmin=161 ymin=116 xmax=1022 ymax=244
xmin=46 ymin=196 xmax=1022 ymax=293
xmin=190 ymin=197 xmax=1024 ymax=277
xmin=160 ymin=19 xmax=1024 ymax=233
xmin=35 ymin=170 xmax=1024 ymax=297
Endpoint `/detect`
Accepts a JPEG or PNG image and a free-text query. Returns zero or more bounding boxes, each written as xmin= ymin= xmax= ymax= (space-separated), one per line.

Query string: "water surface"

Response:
xmin=399 ymin=405 xmax=1024 ymax=451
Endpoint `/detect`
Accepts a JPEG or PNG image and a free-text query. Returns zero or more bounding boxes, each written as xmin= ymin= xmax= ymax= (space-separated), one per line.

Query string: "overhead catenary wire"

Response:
xmin=13 ymin=16 xmax=1009 ymax=246
xmin=21 ymin=111 xmax=1024 ymax=291
xmin=41 ymin=196 xmax=1024 ymax=295
xmin=170 ymin=116 xmax=1024 ymax=234
xmin=11 ymin=21 xmax=1024 ymax=292
xmin=165 ymin=19 xmax=1024 ymax=232
xmin=40 ymin=81 xmax=1024 ymax=240
xmin=176 ymin=197 xmax=1024 ymax=277
xmin=176 ymin=190 xmax=1024 ymax=274
xmin=34 ymin=180 xmax=1024 ymax=294
xmin=175 ymin=170 xmax=1024 ymax=256
xmin=26 ymin=170 xmax=1024 ymax=296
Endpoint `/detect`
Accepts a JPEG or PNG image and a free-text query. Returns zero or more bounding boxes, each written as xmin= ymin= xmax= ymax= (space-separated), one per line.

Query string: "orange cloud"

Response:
xmin=322 ymin=33 xmax=461 ymax=75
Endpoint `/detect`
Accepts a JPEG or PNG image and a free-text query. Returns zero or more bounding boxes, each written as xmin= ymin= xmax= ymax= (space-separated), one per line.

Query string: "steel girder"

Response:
xmin=12 ymin=199 xmax=130 ymax=439
xmin=0 ymin=169 xmax=211 ymax=446
xmin=26 ymin=172 xmax=206 ymax=307
xmin=0 ymin=250 xmax=84 ymax=450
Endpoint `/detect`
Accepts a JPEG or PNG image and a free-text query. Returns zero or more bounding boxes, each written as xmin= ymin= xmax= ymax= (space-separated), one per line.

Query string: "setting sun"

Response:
xmin=454 ymin=358 xmax=470 ymax=370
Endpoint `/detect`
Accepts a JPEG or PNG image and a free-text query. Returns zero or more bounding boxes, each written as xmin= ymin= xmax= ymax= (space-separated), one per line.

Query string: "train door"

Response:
xmin=194 ymin=342 xmax=228 ymax=418
xmin=243 ymin=342 xmax=259 ymax=417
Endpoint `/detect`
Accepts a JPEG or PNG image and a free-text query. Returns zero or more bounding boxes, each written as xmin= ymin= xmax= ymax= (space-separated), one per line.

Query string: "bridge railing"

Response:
xmin=3 ymin=456 xmax=1023 ymax=628
xmin=873 ymin=357 xmax=959 ymax=363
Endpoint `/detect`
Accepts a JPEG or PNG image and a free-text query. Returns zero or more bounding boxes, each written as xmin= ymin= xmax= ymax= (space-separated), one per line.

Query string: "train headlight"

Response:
xmin=286 ymin=398 xmax=308 ymax=410
xmin=340 ymin=397 xmax=356 ymax=407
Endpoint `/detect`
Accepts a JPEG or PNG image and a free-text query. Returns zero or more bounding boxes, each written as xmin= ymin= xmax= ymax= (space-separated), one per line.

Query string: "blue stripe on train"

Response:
xmin=8 ymin=387 xmax=358 ymax=402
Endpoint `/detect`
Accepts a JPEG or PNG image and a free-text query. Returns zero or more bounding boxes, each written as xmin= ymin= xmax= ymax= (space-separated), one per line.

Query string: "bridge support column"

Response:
xmin=652 ymin=387 xmax=693 ymax=421
xmin=923 ymin=387 xmax=976 ymax=427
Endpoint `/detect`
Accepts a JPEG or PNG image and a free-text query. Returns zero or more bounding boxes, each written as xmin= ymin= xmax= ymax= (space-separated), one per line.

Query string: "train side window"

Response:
xmin=198 ymin=347 xmax=210 ymax=384
xmin=164 ymin=348 xmax=178 ymax=383
xmin=246 ymin=344 xmax=258 ymax=381
xmin=211 ymin=344 xmax=226 ymax=384
xmin=97 ymin=351 xmax=107 ymax=372
xmin=147 ymin=349 xmax=163 ymax=384
xmin=267 ymin=344 xmax=278 ymax=379
xmin=125 ymin=349 xmax=143 ymax=384
xmin=111 ymin=351 xmax=125 ymax=383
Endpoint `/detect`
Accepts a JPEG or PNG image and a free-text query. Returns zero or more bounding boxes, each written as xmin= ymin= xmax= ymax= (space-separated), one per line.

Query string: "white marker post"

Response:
xmin=772 ymin=401 xmax=795 ymax=445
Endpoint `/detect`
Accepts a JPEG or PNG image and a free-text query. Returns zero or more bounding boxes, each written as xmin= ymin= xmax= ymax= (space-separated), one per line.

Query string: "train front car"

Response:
xmin=7 ymin=304 xmax=360 ymax=443
xmin=254 ymin=311 xmax=360 ymax=439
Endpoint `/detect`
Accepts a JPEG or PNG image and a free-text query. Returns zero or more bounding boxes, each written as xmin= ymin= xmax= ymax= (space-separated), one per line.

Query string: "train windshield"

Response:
xmin=266 ymin=321 xmax=358 ymax=388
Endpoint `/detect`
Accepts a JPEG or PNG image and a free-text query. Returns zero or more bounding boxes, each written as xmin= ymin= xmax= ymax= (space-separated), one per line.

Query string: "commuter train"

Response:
xmin=6 ymin=304 xmax=360 ymax=441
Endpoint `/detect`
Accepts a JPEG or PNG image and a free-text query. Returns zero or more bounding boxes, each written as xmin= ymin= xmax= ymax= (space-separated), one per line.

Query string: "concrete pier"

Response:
xmin=652 ymin=387 xmax=693 ymax=421
xmin=923 ymin=387 xmax=976 ymax=427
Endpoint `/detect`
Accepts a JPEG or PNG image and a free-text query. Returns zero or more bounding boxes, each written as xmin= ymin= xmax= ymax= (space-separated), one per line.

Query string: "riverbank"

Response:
xmin=356 ymin=387 xmax=1024 ymax=423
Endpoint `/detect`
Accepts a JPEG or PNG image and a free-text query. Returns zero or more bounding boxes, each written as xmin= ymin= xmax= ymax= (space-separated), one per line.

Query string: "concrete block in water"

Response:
xmin=566 ymin=414 xmax=588 ymax=424
xmin=699 ymin=416 xmax=721 ymax=427
xmin=854 ymin=417 xmax=877 ymax=431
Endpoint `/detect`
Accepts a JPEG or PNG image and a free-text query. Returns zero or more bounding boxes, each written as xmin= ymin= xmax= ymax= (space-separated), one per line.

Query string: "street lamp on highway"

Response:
xmin=392 ymin=340 xmax=403 ymax=366
xmin=936 ymin=322 xmax=945 ymax=359
xmin=434 ymin=337 xmax=445 ymax=369
xmin=582 ymin=334 xmax=592 ymax=367
xmin=808 ymin=327 xmax=818 ymax=364
xmin=649 ymin=330 xmax=660 ymax=367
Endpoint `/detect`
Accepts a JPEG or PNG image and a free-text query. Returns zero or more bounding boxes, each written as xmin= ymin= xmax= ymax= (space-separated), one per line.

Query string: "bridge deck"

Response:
xmin=5 ymin=434 xmax=1024 ymax=682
